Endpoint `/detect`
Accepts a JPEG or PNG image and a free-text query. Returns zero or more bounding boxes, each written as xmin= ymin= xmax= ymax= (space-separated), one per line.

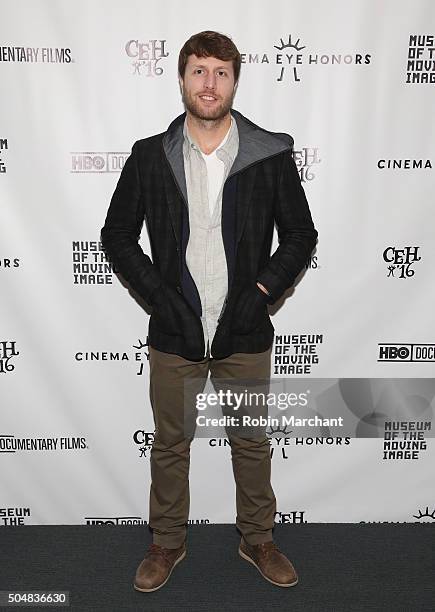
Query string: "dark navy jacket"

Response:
xmin=101 ymin=110 xmax=318 ymax=361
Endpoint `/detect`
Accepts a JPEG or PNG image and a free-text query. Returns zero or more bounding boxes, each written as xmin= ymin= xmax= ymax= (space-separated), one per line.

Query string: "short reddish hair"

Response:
xmin=178 ymin=30 xmax=241 ymax=82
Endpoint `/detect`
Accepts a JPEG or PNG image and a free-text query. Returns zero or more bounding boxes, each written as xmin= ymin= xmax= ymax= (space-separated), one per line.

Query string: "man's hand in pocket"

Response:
xmin=231 ymin=283 xmax=270 ymax=335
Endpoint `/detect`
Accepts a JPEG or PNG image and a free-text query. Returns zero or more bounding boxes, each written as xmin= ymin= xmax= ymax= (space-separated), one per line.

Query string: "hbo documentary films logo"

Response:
xmin=0 ymin=46 xmax=73 ymax=63
xmin=378 ymin=344 xmax=435 ymax=362
xmin=70 ymin=152 xmax=129 ymax=173
xmin=85 ymin=515 xmax=147 ymax=526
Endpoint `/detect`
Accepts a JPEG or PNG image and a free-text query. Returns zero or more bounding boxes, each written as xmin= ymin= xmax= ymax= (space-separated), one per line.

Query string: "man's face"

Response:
xmin=179 ymin=54 xmax=236 ymax=121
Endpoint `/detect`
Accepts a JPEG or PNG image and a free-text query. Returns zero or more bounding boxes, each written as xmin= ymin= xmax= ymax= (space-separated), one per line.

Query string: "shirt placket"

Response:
xmin=183 ymin=119 xmax=239 ymax=357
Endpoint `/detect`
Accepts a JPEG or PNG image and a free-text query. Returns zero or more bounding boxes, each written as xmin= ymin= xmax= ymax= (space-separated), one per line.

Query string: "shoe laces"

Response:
xmin=255 ymin=541 xmax=279 ymax=559
xmin=146 ymin=543 xmax=174 ymax=567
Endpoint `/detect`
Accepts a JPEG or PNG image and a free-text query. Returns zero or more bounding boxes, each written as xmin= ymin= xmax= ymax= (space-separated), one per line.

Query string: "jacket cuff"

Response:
xmin=256 ymin=269 xmax=293 ymax=305
xmin=255 ymin=281 xmax=274 ymax=304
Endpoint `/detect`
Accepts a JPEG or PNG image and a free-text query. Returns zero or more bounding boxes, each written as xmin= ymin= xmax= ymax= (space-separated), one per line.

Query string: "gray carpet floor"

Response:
xmin=0 ymin=524 xmax=434 ymax=611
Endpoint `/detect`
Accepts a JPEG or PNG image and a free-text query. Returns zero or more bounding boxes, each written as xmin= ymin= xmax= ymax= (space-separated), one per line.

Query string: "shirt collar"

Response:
xmin=183 ymin=114 xmax=238 ymax=164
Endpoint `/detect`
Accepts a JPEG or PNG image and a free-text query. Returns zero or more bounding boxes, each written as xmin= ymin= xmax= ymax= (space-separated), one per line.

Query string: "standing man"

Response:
xmin=101 ymin=30 xmax=317 ymax=591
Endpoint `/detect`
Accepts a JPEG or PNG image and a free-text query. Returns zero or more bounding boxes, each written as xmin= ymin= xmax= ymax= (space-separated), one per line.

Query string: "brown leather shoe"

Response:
xmin=133 ymin=543 xmax=186 ymax=592
xmin=239 ymin=539 xmax=298 ymax=587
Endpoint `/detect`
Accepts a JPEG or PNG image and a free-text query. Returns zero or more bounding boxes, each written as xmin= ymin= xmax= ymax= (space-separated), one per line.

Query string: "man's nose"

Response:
xmin=204 ymin=72 xmax=216 ymax=89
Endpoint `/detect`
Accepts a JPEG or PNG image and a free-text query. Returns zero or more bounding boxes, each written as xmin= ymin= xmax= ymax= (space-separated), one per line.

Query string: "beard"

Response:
xmin=181 ymin=88 xmax=235 ymax=122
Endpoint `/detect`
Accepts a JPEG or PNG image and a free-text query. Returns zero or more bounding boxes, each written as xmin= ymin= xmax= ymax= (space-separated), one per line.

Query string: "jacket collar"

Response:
xmin=162 ymin=109 xmax=293 ymax=203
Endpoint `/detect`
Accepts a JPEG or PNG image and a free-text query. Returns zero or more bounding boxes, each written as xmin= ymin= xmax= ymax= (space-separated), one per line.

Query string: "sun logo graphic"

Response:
xmin=274 ymin=35 xmax=306 ymax=83
xmin=413 ymin=507 xmax=435 ymax=522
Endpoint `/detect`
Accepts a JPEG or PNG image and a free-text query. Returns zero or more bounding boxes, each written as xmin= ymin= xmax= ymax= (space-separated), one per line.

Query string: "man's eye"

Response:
xmin=217 ymin=71 xmax=227 ymax=76
xmin=195 ymin=69 xmax=203 ymax=74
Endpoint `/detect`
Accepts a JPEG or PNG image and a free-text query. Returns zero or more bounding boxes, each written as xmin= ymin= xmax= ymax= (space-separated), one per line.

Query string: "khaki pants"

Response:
xmin=148 ymin=346 xmax=276 ymax=548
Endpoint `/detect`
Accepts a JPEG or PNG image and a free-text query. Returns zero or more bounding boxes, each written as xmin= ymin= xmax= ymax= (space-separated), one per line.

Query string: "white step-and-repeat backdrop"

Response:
xmin=1 ymin=0 xmax=434 ymax=527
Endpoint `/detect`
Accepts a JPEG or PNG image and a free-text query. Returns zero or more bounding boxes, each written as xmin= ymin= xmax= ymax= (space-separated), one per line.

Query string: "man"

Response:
xmin=101 ymin=30 xmax=317 ymax=591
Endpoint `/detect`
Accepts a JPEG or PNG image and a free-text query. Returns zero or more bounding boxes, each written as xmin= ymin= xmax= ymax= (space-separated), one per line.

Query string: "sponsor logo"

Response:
xmin=125 ymin=39 xmax=169 ymax=76
xmin=0 ymin=46 xmax=73 ymax=63
xmin=266 ymin=423 xmax=351 ymax=459
xmin=378 ymin=344 xmax=435 ymax=362
xmin=383 ymin=420 xmax=431 ymax=460
xmin=0 ymin=435 xmax=88 ymax=453
xmin=133 ymin=430 xmax=155 ymax=458
xmin=208 ymin=434 xmax=350 ymax=460
xmin=85 ymin=515 xmax=147 ymax=525
xmin=413 ymin=507 xmax=435 ymax=521
xmin=0 ymin=507 xmax=31 ymax=526
xmin=0 ymin=258 xmax=20 ymax=269
xmin=70 ymin=152 xmax=129 ymax=173
xmin=377 ymin=159 xmax=432 ymax=170
xmin=293 ymin=147 xmax=321 ymax=182
xmin=273 ymin=334 xmax=323 ymax=375
xmin=241 ymin=34 xmax=371 ymax=84
xmin=72 ymin=241 xmax=117 ymax=285
xmin=275 ymin=510 xmax=307 ymax=524
xmin=406 ymin=35 xmax=435 ymax=84
xmin=0 ymin=340 xmax=19 ymax=374
xmin=0 ymin=137 xmax=7 ymax=173
xmin=84 ymin=515 xmax=208 ymax=525
xmin=361 ymin=508 xmax=435 ymax=523
xmin=383 ymin=246 xmax=421 ymax=279
xmin=75 ymin=337 xmax=149 ymax=375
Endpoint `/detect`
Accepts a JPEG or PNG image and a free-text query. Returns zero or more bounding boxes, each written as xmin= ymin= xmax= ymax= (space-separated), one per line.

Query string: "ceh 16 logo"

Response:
xmin=383 ymin=246 xmax=421 ymax=279
xmin=0 ymin=340 xmax=19 ymax=373
xmin=125 ymin=39 xmax=169 ymax=76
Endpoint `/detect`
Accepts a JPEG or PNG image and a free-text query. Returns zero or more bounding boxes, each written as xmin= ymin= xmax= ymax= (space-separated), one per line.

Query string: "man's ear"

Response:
xmin=178 ymin=75 xmax=184 ymax=95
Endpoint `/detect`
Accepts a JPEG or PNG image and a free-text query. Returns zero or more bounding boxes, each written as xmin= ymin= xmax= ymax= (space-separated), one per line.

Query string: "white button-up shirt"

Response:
xmin=183 ymin=116 xmax=239 ymax=356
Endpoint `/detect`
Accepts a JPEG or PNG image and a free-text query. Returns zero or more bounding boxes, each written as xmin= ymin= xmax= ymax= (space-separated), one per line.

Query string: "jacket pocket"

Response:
xmin=230 ymin=284 xmax=270 ymax=335
xmin=151 ymin=284 xmax=205 ymax=352
xmin=150 ymin=285 xmax=182 ymax=336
